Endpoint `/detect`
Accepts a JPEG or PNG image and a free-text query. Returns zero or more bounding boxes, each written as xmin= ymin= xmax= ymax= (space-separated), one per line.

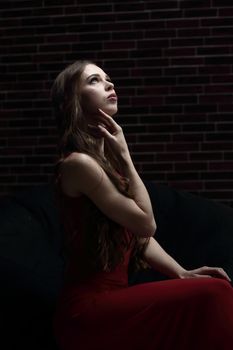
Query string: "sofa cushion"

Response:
xmin=130 ymin=181 xmax=233 ymax=284
xmin=0 ymin=185 xmax=64 ymax=299
xmin=0 ymin=185 xmax=63 ymax=349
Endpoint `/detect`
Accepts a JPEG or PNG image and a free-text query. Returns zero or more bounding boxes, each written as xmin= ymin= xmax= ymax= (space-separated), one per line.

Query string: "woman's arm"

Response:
xmin=141 ymin=237 xmax=231 ymax=281
xmin=60 ymin=153 xmax=156 ymax=238
xmin=97 ymin=109 xmax=156 ymax=234
xmin=141 ymin=237 xmax=186 ymax=279
xmin=119 ymin=153 xmax=156 ymax=235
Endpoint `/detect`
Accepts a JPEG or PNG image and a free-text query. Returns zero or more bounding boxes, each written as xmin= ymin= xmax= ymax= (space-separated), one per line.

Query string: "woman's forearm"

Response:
xmin=120 ymin=154 xmax=156 ymax=234
xmin=142 ymin=237 xmax=186 ymax=279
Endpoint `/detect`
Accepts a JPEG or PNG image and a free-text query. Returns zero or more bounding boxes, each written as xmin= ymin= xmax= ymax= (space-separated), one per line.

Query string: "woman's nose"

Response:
xmin=105 ymin=80 xmax=114 ymax=90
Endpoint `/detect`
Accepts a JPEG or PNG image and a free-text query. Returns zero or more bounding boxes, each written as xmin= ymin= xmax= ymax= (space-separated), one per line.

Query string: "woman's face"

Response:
xmin=79 ymin=64 xmax=118 ymax=119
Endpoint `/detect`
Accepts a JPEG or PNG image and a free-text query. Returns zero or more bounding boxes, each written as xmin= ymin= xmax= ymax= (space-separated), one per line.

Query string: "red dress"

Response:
xmin=53 ymin=191 xmax=233 ymax=350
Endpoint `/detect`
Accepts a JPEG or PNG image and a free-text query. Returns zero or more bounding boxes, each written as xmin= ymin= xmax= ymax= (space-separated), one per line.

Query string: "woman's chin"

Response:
xmin=102 ymin=105 xmax=118 ymax=117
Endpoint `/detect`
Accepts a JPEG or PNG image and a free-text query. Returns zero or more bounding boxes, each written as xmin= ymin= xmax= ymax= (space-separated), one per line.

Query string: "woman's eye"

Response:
xmin=90 ymin=77 xmax=98 ymax=84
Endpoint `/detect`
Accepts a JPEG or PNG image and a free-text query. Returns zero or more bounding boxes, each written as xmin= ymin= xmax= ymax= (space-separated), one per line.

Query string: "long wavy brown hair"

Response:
xmin=51 ymin=60 xmax=149 ymax=274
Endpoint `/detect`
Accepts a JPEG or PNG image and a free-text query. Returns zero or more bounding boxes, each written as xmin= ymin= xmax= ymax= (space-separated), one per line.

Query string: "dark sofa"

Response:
xmin=1 ymin=181 xmax=233 ymax=349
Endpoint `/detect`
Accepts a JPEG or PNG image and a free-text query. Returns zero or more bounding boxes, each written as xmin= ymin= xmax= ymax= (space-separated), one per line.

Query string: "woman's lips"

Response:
xmin=107 ymin=94 xmax=117 ymax=101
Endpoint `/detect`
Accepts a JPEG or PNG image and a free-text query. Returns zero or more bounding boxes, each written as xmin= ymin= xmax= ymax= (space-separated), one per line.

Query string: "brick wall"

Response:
xmin=1 ymin=0 xmax=233 ymax=206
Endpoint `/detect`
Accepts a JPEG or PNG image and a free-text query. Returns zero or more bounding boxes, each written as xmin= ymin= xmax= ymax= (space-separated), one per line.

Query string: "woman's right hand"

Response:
xmin=96 ymin=109 xmax=130 ymax=161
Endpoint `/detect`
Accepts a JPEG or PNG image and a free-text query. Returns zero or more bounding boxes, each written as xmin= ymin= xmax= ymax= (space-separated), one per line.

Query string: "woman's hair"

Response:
xmin=51 ymin=60 xmax=149 ymax=273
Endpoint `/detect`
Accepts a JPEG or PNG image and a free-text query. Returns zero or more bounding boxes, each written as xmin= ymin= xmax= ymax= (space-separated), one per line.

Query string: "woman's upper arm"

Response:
xmin=60 ymin=153 xmax=154 ymax=237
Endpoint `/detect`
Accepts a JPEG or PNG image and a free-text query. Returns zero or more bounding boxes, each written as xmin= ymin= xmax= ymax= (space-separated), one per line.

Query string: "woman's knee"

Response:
xmin=203 ymin=278 xmax=233 ymax=304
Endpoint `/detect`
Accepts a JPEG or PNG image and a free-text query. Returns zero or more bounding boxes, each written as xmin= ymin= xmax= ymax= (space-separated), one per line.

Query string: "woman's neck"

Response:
xmin=96 ymin=137 xmax=105 ymax=157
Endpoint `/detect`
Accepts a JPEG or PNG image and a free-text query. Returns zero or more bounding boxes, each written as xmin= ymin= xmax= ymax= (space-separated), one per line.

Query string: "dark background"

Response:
xmin=1 ymin=0 xmax=233 ymax=206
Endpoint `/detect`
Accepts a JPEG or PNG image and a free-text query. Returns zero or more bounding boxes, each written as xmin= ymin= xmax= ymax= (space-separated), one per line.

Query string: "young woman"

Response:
xmin=51 ymin=60 xmax=233 ymax=350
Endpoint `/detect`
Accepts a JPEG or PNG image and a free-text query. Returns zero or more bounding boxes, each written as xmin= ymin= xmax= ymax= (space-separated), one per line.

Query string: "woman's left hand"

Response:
xmin=179 ymin=266 xmax=231 ymax=282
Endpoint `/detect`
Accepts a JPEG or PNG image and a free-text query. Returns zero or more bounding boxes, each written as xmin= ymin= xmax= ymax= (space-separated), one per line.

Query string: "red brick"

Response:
xmin=116 ymin=12 xmax=150 ymax=22
xmin=198 ymin=46 xmax=230 ymax=55
xmin=171 ymin=38 xmax=204 ymax=47
xmin=146 ymin=124 xmax=181 ymax=133
xmin=212 ymin=0 xmax=233 ymax=6
xmin=164 ymin=47 xmax=196 ymax=56
xmin=206 ymin=133 xmax=233 ymax=141
xmin=199 ymin=65 xmax=230 ymax=75
xmin=175 ymin=162 xmax=207 ymax=171
xmin=142 ymin=163 xmax=173 ymax=171
xmin=146 ymin=1 xmax=178 ymax=10
xmin=165 ymin=95 xmax=197 ymax=104
xmin=224 ymin=152 xmax=233 ymax=160
xmin=104 ymin=41 xmax=136 ymax=50
xmin=171 ymin=86 xmax=203 ymax=94
xmin=170 ymin=57 xmax=204 ymax=65
xmin=219 ymin=8 xmax=233 ymax=16
xmin=164 ymin=67 xmax=197 ymax=76
xmin=131 ymin=143 xmax=165 ymax=152
xmin=166 ymin=19 xmax=200 ymax=28
xmin=204 ymin=84 xmax=233 ymax=93
xmin=166 ymin=143 xmax=199 ymax=152
xmin=199 ymin=94 xmax=233 ymax=104
xmin=209 ymin=161 xmax=233 ymax=170
xmin=130 ymin=96 xmax=164 ymax=106
xmin=201 ymin=17 xmax=233 ymax=27
xmin=137 ymin=86 xmax=169 ymax=95
xmin=42 ymin=0 xmax=75 ymax=5
xmin=201 ymin=142 xmax=233 ymax=151
xmin=217 ymin=123 xmax=233 ymax=131
xmin=142 ymin=115 xmax=173 ymax=125
xmin=115 ymin=3 xmax=146 ymax=11
xmin=184 ymin=9 xmax=217 ymax=17
xmin=0 ymin=156 xmax=24 ymax=165
xmin=200 ymin=171 xmax=233 ymax=179
xmin=138 ymin=39 xmax=169 ymax=49
xmin=172 ymin=133 xmax=204 ymax=142
xmin=190 ymin=152 xmax=223 ymax=161
xmin=156 ymin=153 xmax=188 ymax=162
xmin=168 ymin=181 xmax=203 ymax=191
xmin=205 ymin=36 xmax=233 ymax=45
xmin=219 ymin=104 xmax=233 ymax=112
xmin=205 ymin=55 xmax=233 ymax=65
xmin=212 ymin=75 xmax=233 ymax=83
xmin=112 ymin=31 xmax=143 ymax=40
xmin=184 ymin=104 xmax=217 ymax=113
xmin=182 ymin=123 xmax=215 ymax=132
xmin=151 ymin=10 xmax=182 ymax=20
xmin=131 ymin=153 xmax=154 ymax=162
xmin=144 ymin=30 xmax=176 ymax=39
xmin=138 ymin=133 xmax=171 ymax=142
xmin=133 ymin=20 xmax=165 ymax=30
xmin=180 ymin=1 xmax=211 ymax=9
xmin=33 ymin=6 xmax=63 ymax=16
xmin=129 ymin=67 xmax=162 ymax=77
xmin=68 ymin=4 xmax=111 ymax=14
xmin=100 ymin=22 xmax=132 ymax=31
xmin=167 ymin=172 xmax=199 ymax=181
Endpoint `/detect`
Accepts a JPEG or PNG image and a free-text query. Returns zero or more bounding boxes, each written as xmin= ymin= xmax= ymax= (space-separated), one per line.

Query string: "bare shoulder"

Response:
xmin=61 ymin=152 xmax=102 ymax=174
xmin=62 ymin=151 xmax=96 ymax=166
xmin=60 ymin=152 xmax=103 ymax=196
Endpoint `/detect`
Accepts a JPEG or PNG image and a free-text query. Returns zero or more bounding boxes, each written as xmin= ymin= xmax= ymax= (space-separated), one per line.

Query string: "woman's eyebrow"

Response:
xmin=86 ymin=73 xmax=99 ymax=81
xmin=86 ymin=73 xmax=111 ymax=81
